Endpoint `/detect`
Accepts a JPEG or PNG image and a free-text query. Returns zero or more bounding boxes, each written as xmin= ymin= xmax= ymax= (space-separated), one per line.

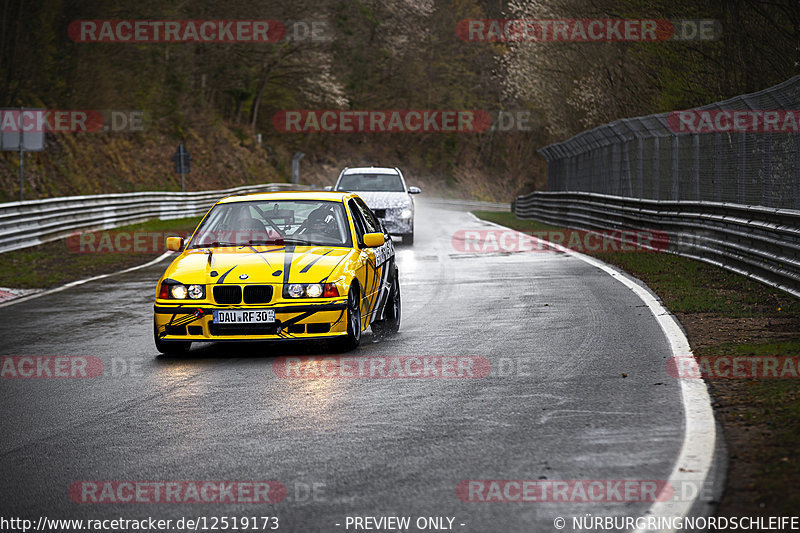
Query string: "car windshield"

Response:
xmin=336 ymin=173 xmax=405 ymax=192
xmin=189 ymin=200 xmax=352 ymax=248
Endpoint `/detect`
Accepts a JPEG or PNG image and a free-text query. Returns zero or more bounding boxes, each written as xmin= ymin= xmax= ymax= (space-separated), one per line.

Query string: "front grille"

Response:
xmin=307 ymin=323 xmax=331 ymax=334
xmin=187 ymin=326 xmax=203 ymax=335
xmin=243 ymin=285 xmax=273 ymax=304
xmin=209 ymin=323 xmax=281 ymax=336
xmin=372 ymin=209 xmax=386 ymax=219
xmin=214 ymin=285 xmax=242 ymax=304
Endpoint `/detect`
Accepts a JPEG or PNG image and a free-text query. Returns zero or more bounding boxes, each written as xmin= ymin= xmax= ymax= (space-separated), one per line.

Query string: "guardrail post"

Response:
xmin=607 ymin=145 xmax=613 ymax=194
xmin=291 ymin=152 xmax=305 ymax=184
xmin=565 ymin=156 xmax=572 ymax=191
xmin=795 ymin=134 xmax=800 ymax=209
xmin=622 ymin=140 xmax=632 ymax=197
xmin=672 ymin=135 xmax=680 ymax=201
xmin=763 ymin=132 xmax=772 ymax=206
xmin=738 ymin=134 xmax=746 ymax=204
xmin=713 ymin=133 xmax=722 ymax=202
xmin=18 ymin=147 xmax=23 ymax=202
xmin=637 ymin=137 xmax=644 ymax=198
xmin=652 ymin=137 xmax=660 ymax=200
xmin=692 ymin=134 xmax=700 ymax=201
xmin=582 ymin=152 xmax=590 ymax=191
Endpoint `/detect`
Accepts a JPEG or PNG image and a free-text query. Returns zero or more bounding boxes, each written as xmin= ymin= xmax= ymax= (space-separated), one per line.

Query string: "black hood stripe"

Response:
xmin=203 ymin=247 xmax=347 ymax=285
xmin=217 ymin=266 xmax=237 ymax=284
xmin=282 ymin=244 xmax=296 ymax=285
xmin=300 ymin=249 xmax=334 ymax=273
xmin=319 ymin=254 xmax=349 ymax=283
xmin=245 ymin=245 xmax=288 ymax=268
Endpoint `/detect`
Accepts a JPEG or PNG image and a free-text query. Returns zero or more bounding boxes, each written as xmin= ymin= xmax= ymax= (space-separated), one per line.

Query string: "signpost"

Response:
xmin=1 ymin=108 xmax=46 ymax=201
xmin=172 ymin=142 xmax=191 ymax=192
xmin=291 ymin=151 xmax=305 ymax=184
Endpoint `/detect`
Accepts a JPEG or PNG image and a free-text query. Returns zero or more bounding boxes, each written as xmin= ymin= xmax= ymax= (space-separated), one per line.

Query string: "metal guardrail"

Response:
xmin=0 ymin=183 xmax=312 ymax=254
xmin=424 ymin=198 xmax=510 ymax=211
xmin=514 ymin=191 xmax=800 ymax=298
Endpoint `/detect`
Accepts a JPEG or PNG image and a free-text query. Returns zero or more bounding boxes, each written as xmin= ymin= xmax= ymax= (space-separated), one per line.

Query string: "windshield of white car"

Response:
xmin=336 ymin=173 xmax=405 ymax=192
xmin=188 ymin=200 xmax=352 ymax=248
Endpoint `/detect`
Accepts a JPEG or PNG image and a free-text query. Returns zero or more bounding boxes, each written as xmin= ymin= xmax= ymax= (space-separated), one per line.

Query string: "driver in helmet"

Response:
xmin=304 ymin=206 xmax=339 ymax=239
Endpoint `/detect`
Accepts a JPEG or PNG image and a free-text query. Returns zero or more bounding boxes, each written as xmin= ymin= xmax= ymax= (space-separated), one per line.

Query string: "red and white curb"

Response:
xmin=0 ymin=252 xmax=172 ymax=309
xmin=0 ymin=287 xmax=41 ymax=304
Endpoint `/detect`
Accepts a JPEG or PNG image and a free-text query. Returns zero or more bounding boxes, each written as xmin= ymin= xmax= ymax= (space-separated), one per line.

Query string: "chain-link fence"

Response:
xmin=539 ymin=76 xmax=800 ymax=210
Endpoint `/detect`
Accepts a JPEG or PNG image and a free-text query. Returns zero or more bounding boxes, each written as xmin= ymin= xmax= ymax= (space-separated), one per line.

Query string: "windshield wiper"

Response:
xmin=279 ymin=238 xmax=317 ymax=245
xmin=191 ymin=241 xmax=242 ymax=248
xmin=248 ymin=239 xmax=285 ymax=246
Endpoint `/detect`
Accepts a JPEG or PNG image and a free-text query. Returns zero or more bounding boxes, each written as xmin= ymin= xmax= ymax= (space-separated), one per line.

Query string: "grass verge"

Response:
xmin=473 ymin=210 xmax=800 ymax=516
xmin=0 ymin=217 xmax=202 ymax=289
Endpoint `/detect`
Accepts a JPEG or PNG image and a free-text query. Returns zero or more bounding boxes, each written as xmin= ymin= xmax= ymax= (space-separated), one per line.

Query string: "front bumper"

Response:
xmin=154 ymin=300 xmax=348 ymax=341
xmin=377 ymin=213 xmax=413 ymax=235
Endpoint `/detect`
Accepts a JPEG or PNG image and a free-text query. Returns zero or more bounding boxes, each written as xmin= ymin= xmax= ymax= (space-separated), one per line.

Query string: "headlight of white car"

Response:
xmin=400 ymin=208 xmax=412 ymax=219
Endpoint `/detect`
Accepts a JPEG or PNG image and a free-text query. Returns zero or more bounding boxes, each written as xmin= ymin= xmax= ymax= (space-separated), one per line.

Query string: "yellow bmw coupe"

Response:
xmin=153 ymin=191 xmax=400 ymax=354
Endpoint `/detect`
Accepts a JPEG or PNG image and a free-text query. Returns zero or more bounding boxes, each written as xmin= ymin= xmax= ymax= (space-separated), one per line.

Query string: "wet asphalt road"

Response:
xmin=0 ymin=199 xmax=685 ymax=532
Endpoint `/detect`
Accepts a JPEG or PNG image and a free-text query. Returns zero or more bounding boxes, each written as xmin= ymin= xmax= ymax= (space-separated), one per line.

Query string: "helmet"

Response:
xmin=306 ymin=206 xmax=337 ymax=236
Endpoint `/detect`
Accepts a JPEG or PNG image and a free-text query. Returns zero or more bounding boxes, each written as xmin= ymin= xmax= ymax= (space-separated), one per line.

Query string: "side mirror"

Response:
xmin=166 ymin=236 xmax=184 ymax=252
xmin=323 ymin=185 xmax=333 ymax=191
xmin=363 ymin=232 xmax=385 ymax=248
xmin=408 ymin=186 xmax=421 ymax=194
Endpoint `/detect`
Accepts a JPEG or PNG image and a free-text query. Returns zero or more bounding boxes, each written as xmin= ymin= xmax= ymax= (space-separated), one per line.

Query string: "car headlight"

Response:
xmin=288 ymin=284 xmax=305 ymax=298
xmin=285 ymin=283 xmax=340 ymax=298
xmin=306 ymin=284 xmax=323 ymax=298
xmin=187 ymin=284 xmax=204 ymax=299
xmin=170 ymin=284 xmax=188 ymax=299
xmin=400 ymin=208 xmax=412 ymax=219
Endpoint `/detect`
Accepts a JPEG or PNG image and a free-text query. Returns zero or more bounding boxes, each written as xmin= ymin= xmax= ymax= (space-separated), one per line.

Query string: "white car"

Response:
xmin=331 ymin=167 xmax=420 ymax=245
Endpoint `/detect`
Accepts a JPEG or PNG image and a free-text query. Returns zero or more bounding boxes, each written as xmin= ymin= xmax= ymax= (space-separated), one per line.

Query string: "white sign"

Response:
xmin=1 ymin=108 xmax=46 ymax=151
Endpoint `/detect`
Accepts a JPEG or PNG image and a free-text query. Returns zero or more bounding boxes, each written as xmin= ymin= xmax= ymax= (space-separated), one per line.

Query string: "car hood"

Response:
xmin=354 ymin=191 xmax=412 ymax=210
xmin=163 ymin=245 xmax=354 ymax=285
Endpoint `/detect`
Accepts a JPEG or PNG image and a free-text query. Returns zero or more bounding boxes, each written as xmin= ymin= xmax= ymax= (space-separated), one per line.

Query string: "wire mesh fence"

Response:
xmin=539 ymin=76 xmax=800 ymax=210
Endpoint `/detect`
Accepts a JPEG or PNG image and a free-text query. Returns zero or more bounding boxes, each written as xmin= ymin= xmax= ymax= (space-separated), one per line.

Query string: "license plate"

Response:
xmin=212 ymin=310 xmax=275 ymax=324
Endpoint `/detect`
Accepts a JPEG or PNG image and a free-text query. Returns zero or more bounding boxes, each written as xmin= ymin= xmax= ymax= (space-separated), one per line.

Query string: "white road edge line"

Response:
xmin=469 ymin=213 xmax=716 ymax=533
xmin=0 ymin=252 xmax=173 ymax=309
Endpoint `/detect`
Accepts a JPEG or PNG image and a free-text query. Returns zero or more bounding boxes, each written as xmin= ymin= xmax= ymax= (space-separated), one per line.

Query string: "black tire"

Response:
xmin=372 ymin=272 xmax=401 ymax=337
xmin=402 ymin=232 xmax=414 ymax=245
xmin=154 ymin=321 xmax=191 ymax=355
xmin=335 ymin=286 xmax=362 ymax=351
